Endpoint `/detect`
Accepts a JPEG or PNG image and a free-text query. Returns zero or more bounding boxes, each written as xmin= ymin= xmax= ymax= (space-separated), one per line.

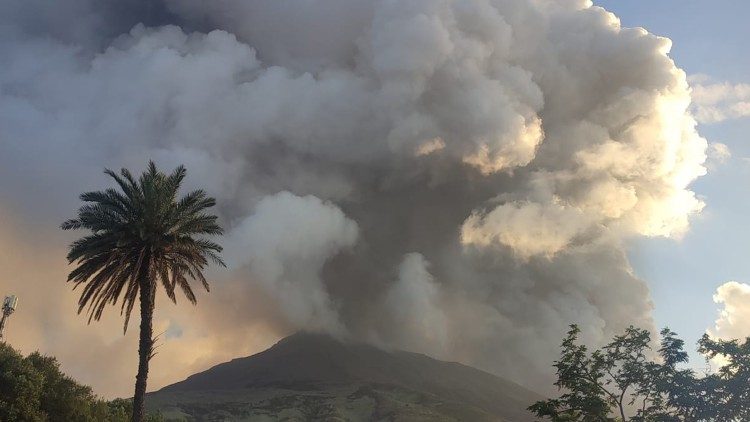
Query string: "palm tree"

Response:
xmin=61 ymin=161 xmax=224 ymax=422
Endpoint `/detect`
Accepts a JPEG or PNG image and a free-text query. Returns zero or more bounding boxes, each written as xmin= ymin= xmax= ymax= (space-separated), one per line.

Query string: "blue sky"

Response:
xmin=596 ymin=0 xmax=750 ymax=350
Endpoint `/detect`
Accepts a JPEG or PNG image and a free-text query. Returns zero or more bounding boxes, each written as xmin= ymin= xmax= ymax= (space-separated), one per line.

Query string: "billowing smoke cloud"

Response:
xmin=227 ymin=192 xmax=359 ymax=334
xmin=0 ymin=0 xmax=708 ymax=396
xmin=382 ymin=253 xmax=449 ymax=353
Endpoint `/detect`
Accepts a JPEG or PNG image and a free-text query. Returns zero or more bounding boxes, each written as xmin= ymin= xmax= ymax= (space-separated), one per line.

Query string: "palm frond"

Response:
xmin=62 ymin=161 xmax=224 ymax=333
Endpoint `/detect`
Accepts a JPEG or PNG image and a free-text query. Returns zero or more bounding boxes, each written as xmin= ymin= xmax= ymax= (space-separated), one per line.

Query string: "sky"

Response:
xmin=595 ymin=0 xmax=750 ymax=361
xmin=2 ymin=0 xmax=750 ymax=399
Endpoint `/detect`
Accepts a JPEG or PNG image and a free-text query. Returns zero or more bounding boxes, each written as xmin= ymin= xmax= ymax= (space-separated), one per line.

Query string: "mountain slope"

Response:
xmin=147 ymin=332 xmax=542 ymax=421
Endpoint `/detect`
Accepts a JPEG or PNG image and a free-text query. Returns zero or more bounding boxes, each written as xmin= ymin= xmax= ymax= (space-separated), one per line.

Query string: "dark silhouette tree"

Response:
xmin=61 ymin=162 xmax=224 ymax=422
xmin=531 ymin=325 xmax=750 ymax=421
xmin=697 ymin=334 xmax=750 ymax=420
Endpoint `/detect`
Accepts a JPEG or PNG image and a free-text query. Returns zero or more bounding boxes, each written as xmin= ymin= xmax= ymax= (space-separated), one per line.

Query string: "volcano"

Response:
xmin=147 ymin=332 xmax=542 ymax=421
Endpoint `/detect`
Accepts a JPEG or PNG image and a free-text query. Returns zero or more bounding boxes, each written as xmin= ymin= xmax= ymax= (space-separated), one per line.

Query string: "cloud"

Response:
xmin=709 ymin=281 xmax=750 ymax=340
xmin=706 ymin=142 xmax=731 ymax=169
xmin=0 ymin=0 xmax=708 ymax=396
xmin=689 ymin=75 xmax=750 ymax=124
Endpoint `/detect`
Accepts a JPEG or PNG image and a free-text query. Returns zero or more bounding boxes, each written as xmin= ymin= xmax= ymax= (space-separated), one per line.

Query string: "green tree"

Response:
xmin=0 ymin=342 xmax=45 ymax=421
xmin=531 ymin=325 xmax=750 ymax=421
xmin=61 ymin=162 xmax=225 ymax=422
xmin=26 ymin=352 xmax=105 ymax=420
xmin=105 ymin=398 xmax=165 ymax=422
xmin=0 ymin=342 xmax=160 ymax=421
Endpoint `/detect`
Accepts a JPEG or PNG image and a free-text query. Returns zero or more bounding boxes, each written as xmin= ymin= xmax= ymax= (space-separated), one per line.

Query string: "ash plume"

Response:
xmin=0 ymin=0 xmax=707 ymax=396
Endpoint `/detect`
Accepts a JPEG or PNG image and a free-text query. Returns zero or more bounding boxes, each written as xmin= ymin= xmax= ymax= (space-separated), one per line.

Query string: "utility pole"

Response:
xmin=0 ymin=295 xmax=18 ymax=340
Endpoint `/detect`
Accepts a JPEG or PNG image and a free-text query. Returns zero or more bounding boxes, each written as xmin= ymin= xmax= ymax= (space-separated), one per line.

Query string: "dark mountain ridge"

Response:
xmin=149 ymin=332 xmax=542 ymax=421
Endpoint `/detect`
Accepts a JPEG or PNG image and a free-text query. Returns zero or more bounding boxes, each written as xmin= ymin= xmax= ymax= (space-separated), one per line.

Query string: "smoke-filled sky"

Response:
xmin=0 ymin=0 xmax=748 ymax=398
xmin=597 ymin=0 xmax=750 ymax=366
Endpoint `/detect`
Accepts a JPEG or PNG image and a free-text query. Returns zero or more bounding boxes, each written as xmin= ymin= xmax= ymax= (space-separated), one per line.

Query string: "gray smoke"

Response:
xmin=0 ymin=0 xmax=707 ymax=395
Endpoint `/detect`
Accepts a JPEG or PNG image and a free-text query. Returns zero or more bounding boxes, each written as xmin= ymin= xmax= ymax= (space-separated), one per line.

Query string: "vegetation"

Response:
xmin=61 ymin=162 xmax=224 ymax=421
xmin=530 ymin=325 xmax=750 ymax=421
xmin=0 ymin=341 xmax=164 ymax=421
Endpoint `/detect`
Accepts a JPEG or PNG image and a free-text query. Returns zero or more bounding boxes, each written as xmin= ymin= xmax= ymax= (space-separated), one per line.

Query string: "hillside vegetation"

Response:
xmin=0 ymin=342 xmax=162 ymax=421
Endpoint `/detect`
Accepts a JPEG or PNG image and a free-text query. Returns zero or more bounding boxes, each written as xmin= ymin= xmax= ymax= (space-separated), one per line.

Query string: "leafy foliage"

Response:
xmin=0 ymin=341 xmax=45 ymax=421
xmin=530 ymin=325 xmax=750 ymax=421
xmin=696 ymin=334 xmax=750 ymax=420
xmin=105 ymin=399 xmax=165 ymax=422
xmin=0 ymin=342 xmax=164 ymax=421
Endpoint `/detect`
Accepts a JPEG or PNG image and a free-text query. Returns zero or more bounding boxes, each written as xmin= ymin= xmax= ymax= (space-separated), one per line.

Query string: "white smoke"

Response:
xmin=0 ymin=0 xmax=708 ymax=395
xmin=383 ymin=253 xmax=449 ymax=353
xmin=227 ymin=192 xmax=359 ymax=334
xmin=461 ymin=201 xmax=592 ymax=259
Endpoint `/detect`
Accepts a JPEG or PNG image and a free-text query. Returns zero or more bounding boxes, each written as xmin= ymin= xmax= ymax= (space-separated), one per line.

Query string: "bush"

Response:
xmin=0 ymin=342 xmax=163 ymax=421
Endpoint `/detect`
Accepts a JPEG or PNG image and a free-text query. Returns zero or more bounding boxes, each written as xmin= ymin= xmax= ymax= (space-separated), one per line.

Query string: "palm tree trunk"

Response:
xmin=132 ymin=277 xmax=155 ymax=422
